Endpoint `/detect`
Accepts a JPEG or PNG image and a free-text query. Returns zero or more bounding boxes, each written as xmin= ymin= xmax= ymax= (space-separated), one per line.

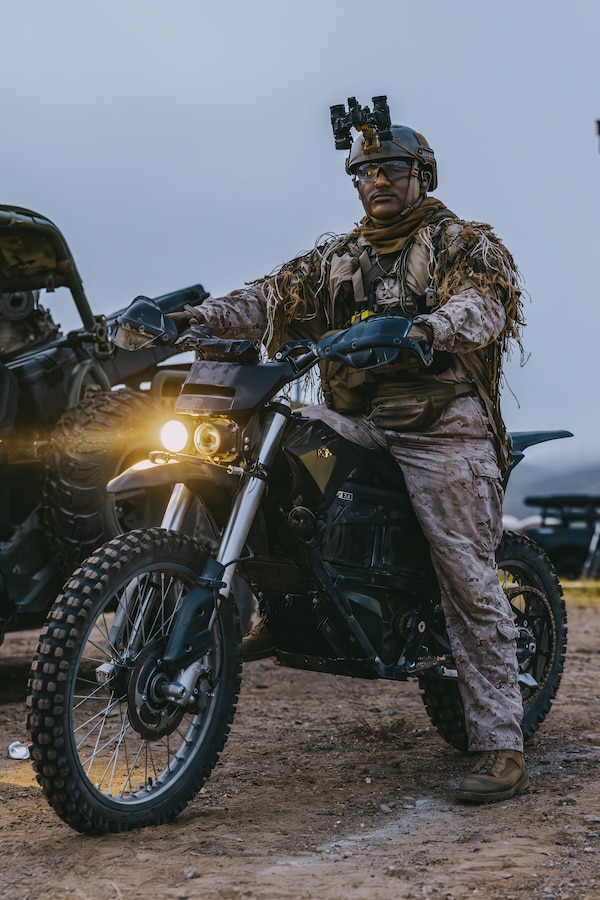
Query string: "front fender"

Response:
xmin=107 ymin=458 xmax=235 ymax=493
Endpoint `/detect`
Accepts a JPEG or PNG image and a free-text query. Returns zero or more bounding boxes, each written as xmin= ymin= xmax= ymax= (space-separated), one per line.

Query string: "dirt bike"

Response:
xmin=0 ymin=206 xmax=208 ymax=640
xmin=27 ymin=297 xmax=570 ymax=834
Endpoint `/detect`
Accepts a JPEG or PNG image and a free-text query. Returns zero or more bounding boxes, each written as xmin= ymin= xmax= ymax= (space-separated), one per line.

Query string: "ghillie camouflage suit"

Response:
xmin=191 ymin=197 xmax=526 ymax=752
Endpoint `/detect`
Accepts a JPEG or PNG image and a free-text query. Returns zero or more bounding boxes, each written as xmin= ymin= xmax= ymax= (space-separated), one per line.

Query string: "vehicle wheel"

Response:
xmin=419 ymin=530 xmax=567 ymax=752
xmin=552 ymin=550 xmax=586 ymax=581
xmin=42 ymin=388 xmax=172 ymax=570
xmin=27 ymin=527 xmax=242 ymax=834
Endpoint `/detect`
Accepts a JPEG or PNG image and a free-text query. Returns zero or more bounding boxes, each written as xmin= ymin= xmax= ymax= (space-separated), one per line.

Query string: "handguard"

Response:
xmin=317 ymin=314 xmax=433 ymax=370
xmin=111 ymin=296 xmax=180 ymax=350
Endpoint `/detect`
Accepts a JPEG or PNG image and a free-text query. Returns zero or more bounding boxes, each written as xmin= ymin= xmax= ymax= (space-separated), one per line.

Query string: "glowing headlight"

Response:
xmin=160 ymin=419 xmax=189 ymax=453
xmin=193 ymin=419 xmax=239 ymax=461
xmin=194 ymin=423 xmax=222 ymax=456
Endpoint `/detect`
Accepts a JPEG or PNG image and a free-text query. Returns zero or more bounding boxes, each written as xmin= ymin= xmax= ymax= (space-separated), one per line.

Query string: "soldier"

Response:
xmin=173 ymin=120 xmax=527 ymax=804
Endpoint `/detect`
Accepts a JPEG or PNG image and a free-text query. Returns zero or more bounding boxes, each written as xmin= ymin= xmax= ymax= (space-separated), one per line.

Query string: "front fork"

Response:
xmin=159 ymin=403 xmax=290 ymax=703
xmin=106 ymin=482 xmax=201 ymax=661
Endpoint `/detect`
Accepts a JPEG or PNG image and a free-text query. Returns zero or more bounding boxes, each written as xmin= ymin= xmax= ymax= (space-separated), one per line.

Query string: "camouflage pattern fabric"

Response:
xmin=301 ymin=402 xmax=524 ymax=752
xmin=191 ymin=211 xmax=525 ymax=752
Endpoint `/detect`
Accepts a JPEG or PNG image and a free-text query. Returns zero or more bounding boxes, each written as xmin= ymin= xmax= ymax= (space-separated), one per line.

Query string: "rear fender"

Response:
xmin=504 ymin=430 xmax=573 ymax=489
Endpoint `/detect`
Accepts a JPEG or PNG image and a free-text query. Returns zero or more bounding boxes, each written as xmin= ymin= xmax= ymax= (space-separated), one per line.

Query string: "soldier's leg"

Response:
xmin=388 ymin=438 xmax=524 ymax=753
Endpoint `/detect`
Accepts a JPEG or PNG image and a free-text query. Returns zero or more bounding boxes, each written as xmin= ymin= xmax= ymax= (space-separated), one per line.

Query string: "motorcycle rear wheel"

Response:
xmin=419 ymin=530 xmax=567 ymax=752
xmin=27 ymin=527 xmax=241 ymax=834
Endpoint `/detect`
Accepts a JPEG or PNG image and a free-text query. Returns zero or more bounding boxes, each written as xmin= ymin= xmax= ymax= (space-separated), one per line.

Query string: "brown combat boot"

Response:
xmin=455 ymin=750 xmax=529 ymax=803
xmin=241 ymin=619 xmax=276 ymax=662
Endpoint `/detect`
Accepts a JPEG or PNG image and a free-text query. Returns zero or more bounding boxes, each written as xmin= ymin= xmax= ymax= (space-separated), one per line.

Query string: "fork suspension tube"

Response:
xmin=214 ymin=404 xmax=290 ymax=598
xmin=108 ymin=483 xmax=197 ymax=650
xmin=160 ymin=483 xmax=196 ymax=531
xmin=161 ymin=403 xmax=290 ymax=673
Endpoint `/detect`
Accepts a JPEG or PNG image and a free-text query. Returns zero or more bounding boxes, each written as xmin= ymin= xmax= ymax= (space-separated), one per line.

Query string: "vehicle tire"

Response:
xmin=42 ymin=388 xmax=172 ymax=571
xmin=419 ymin=530 xmax=567 ymax=752
xmin=27 ymin=527 xmax=242 ymax=834
xmin=552 ymin=550 xmax=586 ymax=581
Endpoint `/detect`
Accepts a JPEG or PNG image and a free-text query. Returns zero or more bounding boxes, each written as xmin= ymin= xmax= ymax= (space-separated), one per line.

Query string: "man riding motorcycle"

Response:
xmin=172 ymin=114 xmax=527 ymax=804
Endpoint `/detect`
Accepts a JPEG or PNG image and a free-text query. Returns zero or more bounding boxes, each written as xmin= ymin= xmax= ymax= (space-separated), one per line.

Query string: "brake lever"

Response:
xmin=175 ymin=323 xmax=215 ymax=347
xmin=403 ymin=337 xmax=434 ymax=368
xmin=274 ymin=339 xmax=317 ymax=358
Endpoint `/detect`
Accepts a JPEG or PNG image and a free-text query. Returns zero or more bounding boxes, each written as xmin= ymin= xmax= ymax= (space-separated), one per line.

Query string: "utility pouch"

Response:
xmin=368 ymin=379 xmax=474 ymax=432
xmin=319 ymin=357 xmax=374 ymax=414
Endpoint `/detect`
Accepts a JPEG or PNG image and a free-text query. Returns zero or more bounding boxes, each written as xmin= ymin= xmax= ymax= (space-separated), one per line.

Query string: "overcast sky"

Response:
xmin=3 ymin=0 xmax=599 ymax=482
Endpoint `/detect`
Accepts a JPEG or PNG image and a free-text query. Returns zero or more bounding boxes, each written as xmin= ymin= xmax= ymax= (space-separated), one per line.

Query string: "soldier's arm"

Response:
xmin=415 ymin=287 xmax=506 ymax=353
xmin=179 ymin=286 xmax=268 ymax=341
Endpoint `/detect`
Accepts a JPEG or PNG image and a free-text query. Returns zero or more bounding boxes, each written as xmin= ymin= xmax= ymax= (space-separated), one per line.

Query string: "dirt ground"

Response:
xmin=0 ymin=589 xmax=599 ymax=900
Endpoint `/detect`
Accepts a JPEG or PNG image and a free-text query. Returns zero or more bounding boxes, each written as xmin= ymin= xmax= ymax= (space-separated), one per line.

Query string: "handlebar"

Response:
xmin=112 ymin=299 xmax=432 ymax=373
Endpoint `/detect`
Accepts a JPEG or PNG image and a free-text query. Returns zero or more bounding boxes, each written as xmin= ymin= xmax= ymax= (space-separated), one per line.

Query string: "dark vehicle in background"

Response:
xmin=0 ymin=205 xmax=207 ymax=641
xmin=519 ymin=495 xmax=600 ymax=580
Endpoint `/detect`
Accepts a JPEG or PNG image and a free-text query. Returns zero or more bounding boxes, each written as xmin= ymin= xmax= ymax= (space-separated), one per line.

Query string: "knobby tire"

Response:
xmin=27 ymin=527 xmax=241 ymax=834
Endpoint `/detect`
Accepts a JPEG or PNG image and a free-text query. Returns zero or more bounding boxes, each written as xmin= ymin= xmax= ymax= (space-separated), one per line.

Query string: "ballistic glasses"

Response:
xmin=353 ymin=159 xmax=412 ymax=183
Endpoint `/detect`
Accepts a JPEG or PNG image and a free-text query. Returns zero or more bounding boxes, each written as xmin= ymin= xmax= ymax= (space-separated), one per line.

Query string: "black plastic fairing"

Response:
xmin=175 ymin=358 xmax=294 ymax=416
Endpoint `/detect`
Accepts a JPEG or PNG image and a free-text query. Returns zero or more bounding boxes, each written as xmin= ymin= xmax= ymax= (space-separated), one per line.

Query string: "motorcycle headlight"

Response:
xmin=193 ymin=418 xmax=239 ymax=461
xmin=160 ymin=419 xmax=190 ymax=453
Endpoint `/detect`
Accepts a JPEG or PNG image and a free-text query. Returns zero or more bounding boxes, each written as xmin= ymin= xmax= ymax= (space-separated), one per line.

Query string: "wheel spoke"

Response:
xmin=27 ymin=529 xmax=242 ymax=832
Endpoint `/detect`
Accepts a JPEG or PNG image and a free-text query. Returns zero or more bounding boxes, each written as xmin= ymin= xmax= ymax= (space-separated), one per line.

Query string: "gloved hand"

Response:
xmin=407 ymin=321 xmax=434 ymax=347
xmin=167 ymin=304 xmax=203 ymax=334
xmin=174 ymin=321 xmax=214 ymax=345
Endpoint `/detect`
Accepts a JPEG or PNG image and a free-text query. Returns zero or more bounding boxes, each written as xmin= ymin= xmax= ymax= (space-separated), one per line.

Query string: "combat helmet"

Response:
xmin=346 ymin=124 xmax=438 ymax=190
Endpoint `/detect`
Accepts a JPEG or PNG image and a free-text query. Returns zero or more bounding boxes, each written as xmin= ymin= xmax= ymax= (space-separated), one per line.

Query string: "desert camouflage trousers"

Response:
xmin=302 ymin=403 xmax=524 ymax=752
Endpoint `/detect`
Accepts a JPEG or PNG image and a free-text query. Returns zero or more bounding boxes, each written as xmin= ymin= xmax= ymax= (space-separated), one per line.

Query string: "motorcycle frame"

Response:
xmin=106 ymin=319 xmax=572 ymax=703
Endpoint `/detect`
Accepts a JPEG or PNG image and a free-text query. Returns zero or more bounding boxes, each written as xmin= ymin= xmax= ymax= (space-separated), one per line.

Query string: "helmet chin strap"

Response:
xmin=399 ymin=161 xmax=426 ymax=216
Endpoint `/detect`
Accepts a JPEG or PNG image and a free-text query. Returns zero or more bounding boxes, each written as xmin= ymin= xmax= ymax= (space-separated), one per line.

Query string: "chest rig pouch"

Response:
xmin=319 ymin=251 xmax=376 ymax=414
xmin=319 ymin=350 xmax=374 ymax=413
xmin=320 ymin=247 xmax=449 ymax=418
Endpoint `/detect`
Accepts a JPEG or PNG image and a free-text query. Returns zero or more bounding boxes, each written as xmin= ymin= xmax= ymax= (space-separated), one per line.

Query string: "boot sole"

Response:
xmin=455 ymin=771 xmax=529 ymax=804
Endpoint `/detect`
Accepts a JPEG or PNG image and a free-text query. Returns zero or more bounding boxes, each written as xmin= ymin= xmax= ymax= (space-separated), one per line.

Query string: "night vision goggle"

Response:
xmin=330 ymin=95 xmax=392 ymax=152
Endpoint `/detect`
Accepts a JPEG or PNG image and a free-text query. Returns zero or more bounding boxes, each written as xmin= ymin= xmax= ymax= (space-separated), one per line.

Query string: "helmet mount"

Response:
xmin=330 ymin=95 xmax=438 ymax=192
xmin=330 ymin=96 xmax=393 ymax=151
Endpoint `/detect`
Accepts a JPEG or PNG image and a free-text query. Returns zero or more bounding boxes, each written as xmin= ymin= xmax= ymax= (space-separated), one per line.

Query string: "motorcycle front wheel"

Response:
xmin=27 ymin=527 xmax=241 ymax=834
xmin=419 ymin=530 xmax=567 ymax=752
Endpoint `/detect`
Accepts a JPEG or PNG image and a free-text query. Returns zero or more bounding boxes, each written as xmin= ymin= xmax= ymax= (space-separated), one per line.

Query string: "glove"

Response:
xmin=167 ymin=304 xmax=203 ymax=334
xmin=175 ymin=321 xmax=214 ymax=345
xmin=407 ymin=322 xmax=434 ymax=347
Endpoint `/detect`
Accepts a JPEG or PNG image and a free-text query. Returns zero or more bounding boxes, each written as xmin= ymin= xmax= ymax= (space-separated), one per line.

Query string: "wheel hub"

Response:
xmin=505 ymin=584 xmax=555 ymax=693
xmin=127 ymin=643 xmax=185 ymax=740
xmin=516 ymin=623 xmax=537 ymax=668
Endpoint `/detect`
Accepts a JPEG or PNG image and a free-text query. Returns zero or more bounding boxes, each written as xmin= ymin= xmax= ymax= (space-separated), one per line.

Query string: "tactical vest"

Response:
xmin=319 ymin=226 xmax=510 ymax=467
